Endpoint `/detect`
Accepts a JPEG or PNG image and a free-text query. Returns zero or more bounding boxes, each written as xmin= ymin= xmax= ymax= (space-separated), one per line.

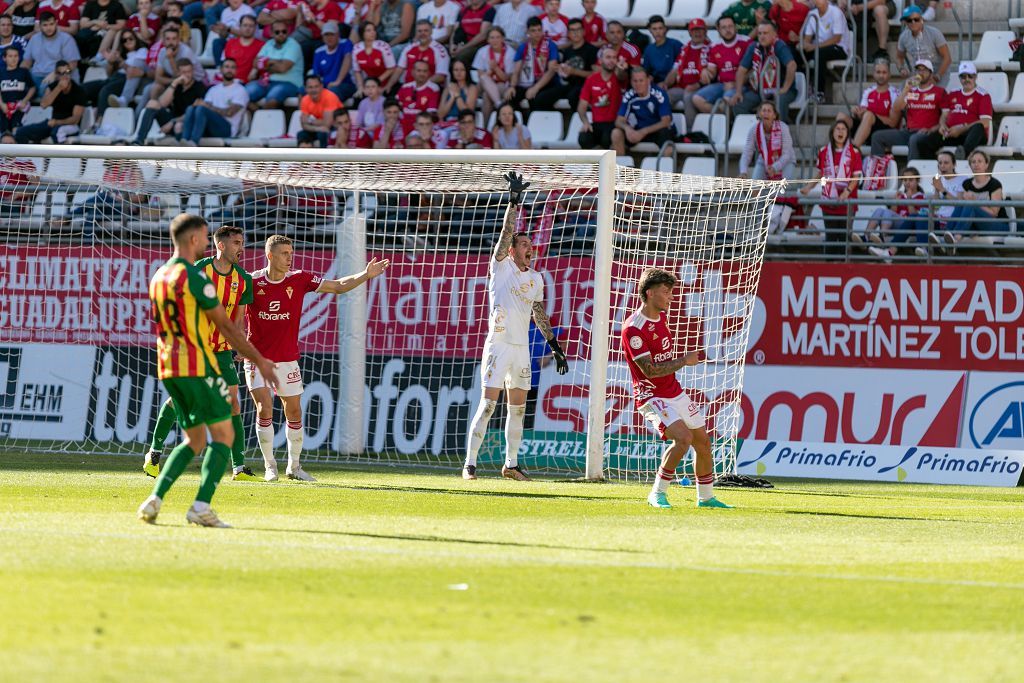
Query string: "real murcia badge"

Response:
xmin=285 ymin=286 xmax=294 ymax=299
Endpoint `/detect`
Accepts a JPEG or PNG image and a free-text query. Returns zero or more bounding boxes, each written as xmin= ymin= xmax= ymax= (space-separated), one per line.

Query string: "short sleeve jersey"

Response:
xmin=618 ymin=85 xmax=671 ymax=129
xmin=708 ymin=39 xmax=749 ymax=83
xmin=195 ymin=257 xmax=254 ymax=353
xmin=621 ymin=309 xmax=683 ymax=408
xmin=149 ymin=257 xmax=222 ymax=379
xmin=353 ymin=40 xmax=396 ymax=78
xmin=904 ymin=85 xmax=945 ymax=131
xmin=399 ymin=40 xmax=450 ymax=81
xmin=944 ymin=88 xmax=993 ymax=127
xmin=580 ymin=71 xmax=622 ymax=123
xmin=673 ymin=41 xmax=710 ymax=87
xmin=859 ymin=85 xmax=899 ymax=118
xmin=246 ymin=268 xmax=323 ymax=362
xmin=486 ymin=255 xmax=544 ymax=347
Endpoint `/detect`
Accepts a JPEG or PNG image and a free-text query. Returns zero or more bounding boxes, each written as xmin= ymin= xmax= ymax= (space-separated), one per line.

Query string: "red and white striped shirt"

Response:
xmin=398 ymin=40 xmax=450 ymax=81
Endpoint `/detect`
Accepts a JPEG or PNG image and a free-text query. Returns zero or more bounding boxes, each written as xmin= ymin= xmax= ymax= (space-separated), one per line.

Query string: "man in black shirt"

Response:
xmin=133 ymin=58 xmax=206 ymax=144
xmin=77 ymin=0 xmax=128 ymax=61
xmin=556 ymin=19 xmax=598 ymax=110
xmin=13 ymin=60 xmax=85 ymax=142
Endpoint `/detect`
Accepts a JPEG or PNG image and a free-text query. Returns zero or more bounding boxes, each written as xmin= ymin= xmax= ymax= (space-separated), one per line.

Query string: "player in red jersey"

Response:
xmin=621 ymin=268 xmax=731 ymax=509
xmin=245 ymin=234 xmax=390 ymax=482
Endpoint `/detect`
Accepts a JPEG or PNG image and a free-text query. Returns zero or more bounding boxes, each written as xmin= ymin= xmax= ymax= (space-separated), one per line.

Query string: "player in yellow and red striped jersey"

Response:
xmin=137 ymin=214 xmax=279 ymax=529
xmin=143 ymin=226 xmax=262 ymax=481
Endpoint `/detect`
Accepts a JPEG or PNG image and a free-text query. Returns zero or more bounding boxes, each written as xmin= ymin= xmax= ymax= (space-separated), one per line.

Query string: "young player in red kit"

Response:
xmin=621 ymin=268 xmax=731 ymax=509
xmin=246 ymin=235 xmax=389 ymax=482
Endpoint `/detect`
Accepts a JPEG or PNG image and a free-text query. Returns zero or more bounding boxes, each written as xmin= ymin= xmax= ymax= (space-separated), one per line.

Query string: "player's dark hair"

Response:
xmin=639 ymin=268 xmax=677 ymax=302
xmin=511 ymin=231 xmax=531 ymax=249
xmin=169 ymin=213 xmax=208 ymax=244
xmin=567 ymin=18 xmax=583 ymax=29
xmin=526 ymin=16 xmax=542 ymax=29
xmin=214 ymin=225 xmax=244 ymax=243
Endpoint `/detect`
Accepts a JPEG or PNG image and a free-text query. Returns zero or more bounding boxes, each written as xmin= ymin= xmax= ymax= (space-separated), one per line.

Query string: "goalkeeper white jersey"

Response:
xmin=486 ymin=255 xmax=544 ymax=347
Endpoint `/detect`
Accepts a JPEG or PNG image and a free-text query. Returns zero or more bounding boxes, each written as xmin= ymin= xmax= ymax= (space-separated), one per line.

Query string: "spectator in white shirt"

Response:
xmin=492 ymin=0 xmax=541 ymax=47
xmin=801 ymin=0 xmax=849 ymax=99
xmin=416 ymin=0 xmax=460 ymax=44
xmin=179 ymin=57 xmax=249 ymax=144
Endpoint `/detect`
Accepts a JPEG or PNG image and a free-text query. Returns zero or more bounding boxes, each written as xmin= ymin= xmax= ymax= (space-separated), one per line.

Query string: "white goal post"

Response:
xmin=0 ymin=145 xmax=781 ymax=481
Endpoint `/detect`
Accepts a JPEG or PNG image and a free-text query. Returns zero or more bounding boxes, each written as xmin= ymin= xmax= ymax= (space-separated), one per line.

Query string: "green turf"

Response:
xmin=2 ymin=452 xmax=1023 ymax=682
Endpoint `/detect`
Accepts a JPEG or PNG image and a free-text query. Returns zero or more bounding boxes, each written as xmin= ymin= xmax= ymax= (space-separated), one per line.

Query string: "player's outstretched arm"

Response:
xmin=317 ymin=256 xmax=391 ymax=294
xmin=634 ymin=351 xmax=700 ymax=379
xmin=532 ymin=300 xmax=568 ymax=374
xmin=203 ymin=305 xmax=280 ymax=392
xmin=494 ymin=171 xmax=530 ymax=262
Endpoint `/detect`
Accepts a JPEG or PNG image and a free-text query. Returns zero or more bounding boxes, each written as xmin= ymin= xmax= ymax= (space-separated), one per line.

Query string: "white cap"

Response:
xmin=958 ymin=61 xmax=977 ymax=75
xmin=914 ymin=58 xmax=934 ymax=72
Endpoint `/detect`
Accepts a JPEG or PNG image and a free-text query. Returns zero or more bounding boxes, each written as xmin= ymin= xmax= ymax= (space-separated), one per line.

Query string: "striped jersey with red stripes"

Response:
xmin=148 ymin=257 xmax=222 ymax=379
xmin=195 ymin=257 xmax=254 ymax=353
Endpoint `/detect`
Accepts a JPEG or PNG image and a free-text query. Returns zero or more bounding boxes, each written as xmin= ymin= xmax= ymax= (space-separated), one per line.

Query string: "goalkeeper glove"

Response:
xmin=547 ymin=337 xmax=568 ymax=375
xmin=503 ymin=170 xmax=530 ymax=206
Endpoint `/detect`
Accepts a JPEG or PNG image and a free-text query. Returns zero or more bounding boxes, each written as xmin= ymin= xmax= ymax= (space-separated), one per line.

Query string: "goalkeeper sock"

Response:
xmin=286 ymin=421 xmax=304 ymax=470
xmin=465 ymin=399 xmax=497 ymax=467
xmin=256 ymin=418 xmax=276 ymax=472
xmin=150 ymin=399 xmax=178 ymax=452
xmin=652 ymin=466 xmax=675 ymax=495
xmin=153 ymin=442 xmax=197 ymax=499
xmin=195 ymin=441 xmax=231 ymax=504
xmin=504 ymin=404 xmax=526 ymax=468
xmin=696 ymin=472 xmax=715 ymax=502
xmin=230 ymin=414 xmax=245 ymax=472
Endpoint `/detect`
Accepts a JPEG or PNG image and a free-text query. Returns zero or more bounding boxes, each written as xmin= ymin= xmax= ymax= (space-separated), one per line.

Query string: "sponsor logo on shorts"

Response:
xmin=286 ymin=369 xmax=301 ymax=384
xmin=520 ymin=368 xmax=530 ymax=378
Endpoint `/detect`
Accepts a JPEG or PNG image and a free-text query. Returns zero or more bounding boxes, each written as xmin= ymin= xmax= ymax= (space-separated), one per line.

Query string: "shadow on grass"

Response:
xmin=772 ymin=509 xmax=985 ymax=524
xmin=235 ymin=525 xmax=643 ymax=553
xmin=311 ymin=481 xmax=620 ymax=502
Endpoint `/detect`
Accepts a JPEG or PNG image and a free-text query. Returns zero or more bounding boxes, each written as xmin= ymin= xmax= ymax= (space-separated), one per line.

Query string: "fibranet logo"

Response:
xmin=968 ymin=381 xmax=1024 ymax=449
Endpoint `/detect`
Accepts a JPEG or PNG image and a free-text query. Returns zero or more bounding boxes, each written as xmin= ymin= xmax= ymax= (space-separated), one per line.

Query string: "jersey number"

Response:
xmin=205 ymin=376 xmax=229 ymax=398
xmin=154 ymin=300 xmax=184 ymax=338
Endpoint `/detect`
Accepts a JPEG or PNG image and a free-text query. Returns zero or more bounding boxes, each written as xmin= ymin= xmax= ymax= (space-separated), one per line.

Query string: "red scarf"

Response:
xmin=822 ymin=142 xmax=853 ymax=199
xmin=861 ymin=153 xmax=891 ymax=191
xmin=750 ymin=42 xmax=780 ymax=94
xmin=755 ymin=120 xmax=784 ymax=180
xmin=526 ymin=39 xmax=550 ymax=82
xmin=488 ymin=45 xmax=508 ymax=82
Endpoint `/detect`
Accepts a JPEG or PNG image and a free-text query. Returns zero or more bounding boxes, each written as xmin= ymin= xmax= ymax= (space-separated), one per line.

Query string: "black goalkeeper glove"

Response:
xmin=503 ymin=170 xmax=530 ymax=206
xmin=547 ymin=337 xmax=568 ymax=375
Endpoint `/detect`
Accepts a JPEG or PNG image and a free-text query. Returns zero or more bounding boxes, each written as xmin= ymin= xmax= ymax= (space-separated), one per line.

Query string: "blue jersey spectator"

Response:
xmin=642 ymin=15 xmax=682 ymax=85
xmin=312 ymin=22 xmax=355 ymax=102
xmin=612 ymin=67 xmax=675 ymax=155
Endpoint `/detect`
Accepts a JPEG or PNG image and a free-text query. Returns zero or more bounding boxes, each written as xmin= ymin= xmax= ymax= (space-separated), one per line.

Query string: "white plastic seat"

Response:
xmin=616 ymin=155 xmax=635 ymax=167
xmin=46 ymin=157 xmax=83 ymax=181
xmin=228 ymin=109 xmax=286 ymax=146
xmin=79 ymin=107 xmax=135 ymax=144
xmin=673 ymin=112 xmax=724 ymax=154
xmin=22 ymin=106 xmax=51 ymax=126
xmin=624 ymin=0 xmax=668 ymax=27
xmin=979 ymin=116 xmax=1024 ymax=157
xmin=552 ymin=112 xmax=586 ymax=149
xmin=992 ymin=159 xmax=1024 ymax=197
xmin=978 ymin=72 xmax=1009 ymax=106
xmin=82 ymin=158 xmax=106 ymax=181
xmin=82 ymin=65 xmax=107 ymax=83
xmin=267 ymin=110 xmax=304 ymax=147
xmin=672 ymin=111 xmax=686 ymax=135
xmin=994 ymin=74 xmax=1024 ymax=113
xmin=159 ymin=166 xmax=199 ymax=183
xmin=726 ymin=114 xmax=756 ymax=154
xmin=681 ymin=156 xmax=716 ymax=176
xmin=598 ymin=0 xmax=629 ymax=22
xmin=526 ymin=111 xmax=564 ymax=148
xmin=561 ymin=0 xmax=584 ymax=17
xmin=974 ymin=31 xmax=1020 ymax=72
xmin=704 ymin=0 xmax=732 ymax=21
xmin=640 ymin=155 xmax=675 ymax=172
xmin=790 ymin=71 xmax=807 ymax=113
xmin=667 ymin=0 xmax=706 ymax=24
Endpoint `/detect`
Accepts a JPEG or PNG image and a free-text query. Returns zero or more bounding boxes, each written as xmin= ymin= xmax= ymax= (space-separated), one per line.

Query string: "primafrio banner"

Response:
xmin=747 ymin=263 xmax=1024 ymax=371
xmin=737 ymin=439 xmax=1024 ymax=487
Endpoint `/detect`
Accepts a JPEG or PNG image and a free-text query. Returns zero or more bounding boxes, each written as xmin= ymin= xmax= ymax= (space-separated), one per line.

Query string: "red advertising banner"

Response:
xmin=748 ymin=263 xmax=1024 ymax=371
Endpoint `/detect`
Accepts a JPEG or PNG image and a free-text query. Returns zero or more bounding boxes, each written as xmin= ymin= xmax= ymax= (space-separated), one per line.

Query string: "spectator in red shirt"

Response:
xmin=768 ymin=0 xmax=808 ymax=49
xmin=406 ymin=110 xmax=448 ymax=147
xmin=447 ymin=107 xmax=493 ymax=147
xmin=801 ymin=118 xmax=862 ymax=255
xmin=125 ymin=0 xmax=159 ymax=45
xmin=352 ymin=21 xmax=397 ymax=95
xmin=917 ymin=61 xmax=992 ymax=160
xmin=843 ymin=59 xmax=899 ymax=148
xmin=373 ymin=97 xmax=406 ymax=147
xmin=450 ymin=0 xmax=493 ymax=64
xmin=391 ymin=19 xmax=450 ymax=90
xmin=692 ymin=15 xmax=749 ymax=114
xmin=224 ymin=15 xmax=263 ymax=81
xmin=664 ymin=18 xmax=710 ymax=131
xmin=579 ymin=0 xmax=605 ymax=47
xmin=869 ymin=58 xmax=944 ymax=159
xmin=396 ymin=58 xmax=440 ymax=129
xmin=604 ymin=19 xmax=639 ymax=84
xmin=577 ymin=46 xmax=621 ymax=149
xmin=37 ymin=0 xmax=80 ymax=36
xmin=330 ymin=107 xmax=372 ymax=148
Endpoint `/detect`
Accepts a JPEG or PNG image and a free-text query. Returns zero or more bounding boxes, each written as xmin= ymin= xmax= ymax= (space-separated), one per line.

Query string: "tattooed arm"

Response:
xmin=634 ymin=351 xmax=699 ymax=378
xmin=494 ymin=170 xmax=530 ymax=262
xmin=533 ymin=299 xmax=568 ymax=375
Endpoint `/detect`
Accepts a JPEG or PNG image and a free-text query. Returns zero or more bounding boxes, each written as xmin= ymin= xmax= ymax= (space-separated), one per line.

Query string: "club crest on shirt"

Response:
xmin=231 ymin=281 xmax=239 ymax=291
xmin=285 ymin=286 xmax=294 ymax=299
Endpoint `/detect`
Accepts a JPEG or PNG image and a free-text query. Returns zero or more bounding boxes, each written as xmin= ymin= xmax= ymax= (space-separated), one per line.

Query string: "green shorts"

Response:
xmin=162 ymin=375 xmax=232 ymax=430
xmin=215 ymin=350 xmax=240 ymax=387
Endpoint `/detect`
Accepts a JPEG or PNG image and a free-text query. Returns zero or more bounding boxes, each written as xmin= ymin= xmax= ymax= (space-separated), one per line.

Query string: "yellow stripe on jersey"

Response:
xmin=203 ymin=262 xmax=244 ymax=353
xmin=150 ymin=260 xmax=220 ymax=379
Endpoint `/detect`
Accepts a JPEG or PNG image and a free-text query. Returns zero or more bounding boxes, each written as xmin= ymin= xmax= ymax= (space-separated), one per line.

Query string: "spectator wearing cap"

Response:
xmin=722 ymin=0 xmax=771 ymax=38
xmin=539 ymin=0 xmax=569 ymax=49
xmin=416 ymin=0 xmax=460 ymax=45
xmin=693 ymin=16 xmax=749 ymax=115
xmin=77 ymin=0 xmax=127 ymax=62
xmin=896 ymin=4 xmax=950 ymax=83
xmin=133 ymin=57 xmax=205 ymax=144
xmin=731 ymin=19 xmax=797 ymax=122
xmin=642 ymin=15 xmax=681 ymax=86
xmin=801 ymin=0 xmax=850 ymax=100
xmin=391 ymin=19 xmax=450 ymax=90
xmin=223 ymin=15 xmax=263 ymax=80
xmin=13 ymin=59 xmax=84 ymax=143
xmin=353 ymin=23 xmax=398 ymax=96
xmin=577 ymin=45 xmax=621 ymax=149
xmin=916 ymin=61 xmax=992 ymax=160
xmin=612 ymin=66 xmax=674 ymax=156
xmin=210 ymin=0 xmax=256 ymax=64
xmin=555 ymin=18 xmax=597 ymax=110
xmin=769 ymin=0 xmax=809 ymax=50
xmin=297 ymin=73 xmax=343 ymax=146
xmin=246 ymin=20 xmax=303 ymax=110
xmin=870 ymin=58 xmax=945 ymax=159
xmin=313 ymin=21 xmax=356 ymax=102
xmin=447 ymin=108 xmax=493 ymax=148
xmin=665 ymin=18 xmax=710 ymax=131
xmin=179 ymin=57 xmax=249 ymax=145
xmin=450 ymin=0 xmax=494 ymax=64
xmin=23 ymin=11 xmax=79 ymax=90
xmin=580 ymin=0 xmax=606 ymax=47
xmin=492 ymin=0 xmax=541 ymax=48
xmin=507 ymin=15 xmax=560 ymax=111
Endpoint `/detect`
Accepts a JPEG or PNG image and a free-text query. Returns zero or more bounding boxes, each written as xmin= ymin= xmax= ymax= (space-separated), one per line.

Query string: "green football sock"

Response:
xmin=150 ymin=399 xmax=178 ymax=452
xmin=231 ymin=414 xmax=245 ymax=469
xmin=196 ymin=442 xmax=232 ymax=504
xmin=152 ymin=442 xmax=198 ymax=499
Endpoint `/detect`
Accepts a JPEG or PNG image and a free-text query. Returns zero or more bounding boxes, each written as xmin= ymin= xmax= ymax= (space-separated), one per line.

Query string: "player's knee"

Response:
xmin=481 ymin=398 xmax=498 ymax=417
xmin=667 ymin=423 xmax=691 ymax=448
xmin=691 ymin=428 xmax=711 ymax=452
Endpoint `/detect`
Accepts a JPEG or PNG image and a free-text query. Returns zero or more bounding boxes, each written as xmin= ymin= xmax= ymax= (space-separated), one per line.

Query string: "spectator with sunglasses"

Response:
xmin=895 ymin=4 xmax=950 ymax=83
xmin=246 ymin=19 xmax=303 ymax=111
xmin=13 ymin=59 xmax=84 ymax=143
xmin=916 ymin=61 xmax=992 ymax=160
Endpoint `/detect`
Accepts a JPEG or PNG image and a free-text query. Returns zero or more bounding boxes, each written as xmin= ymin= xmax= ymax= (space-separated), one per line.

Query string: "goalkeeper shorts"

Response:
xmin=481 ymin=341 xmax=532 ymax=392
xmin=639 ymin=393 xmax=706 ymax=440
xmin=244 ymin=359 xmax=304 ymax=397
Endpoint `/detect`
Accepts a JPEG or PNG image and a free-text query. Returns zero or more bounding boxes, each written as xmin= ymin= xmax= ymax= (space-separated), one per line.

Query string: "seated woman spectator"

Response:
xmin=355 ymin=76 xmax=385 ymax=130
xmin=936 ymin=150 xmax=1009 ymax=255
xmin=437 ymin=59 xmax=478 ymax=121
xmin=0 ymin=46 xmax=35 ymax=136
xmin=353 ymin=22 xmax=397 ymax=97
xmin=857 ymin=166 xmax=928 ymax=262
xmin=473 ymin=26 xmax=515 ymax=120
xmin=800 ymin=118 xmax=861 ymax=255
xmin=491 ymin=102 xmax=531 ymax=149
xmin=91 ymin=30 xmax=148 ymax=113
xmin=737 ymin=101 xmax=795 ymax=181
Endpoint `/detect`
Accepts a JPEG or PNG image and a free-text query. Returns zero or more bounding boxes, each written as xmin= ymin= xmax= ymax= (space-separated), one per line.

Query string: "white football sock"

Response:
xmin=696 ymin=472 xmax=715 ymax=502
xmin=652 ymin=465 xmax=675 ymax=495
xmin=465 ymin=399 xmax=497 ymax=467
xmin=286 ymin=421 xmax=304 ymax=470
xmin=256 ymin=418 xmax=276 ymax=472
xmin=505 ymin=404 xmax=526 ymax=468
xmin=191 ymin=500 xmax=210 ymax=513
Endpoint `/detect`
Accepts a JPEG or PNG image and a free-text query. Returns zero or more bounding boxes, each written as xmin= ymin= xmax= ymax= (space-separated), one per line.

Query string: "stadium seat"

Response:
xmin=228 ymin=109 xmax=286 ymax=146
xmin=190 ymin=28 xmax=203 ymax=59
xmin=674 ymin=112 xmax=724 ymax=155
xmin=82 ymin=65 xmax=107 ymax=83
xmin=616 ymin=155 xmax=635 ymax=166
xmin=672 ymin=111 xmax=686 ymax=135
xmin=681 ymin=156 xmax=715 ymax=176
xmin=283 ymin=96 xmax=300 ymax=108
xmin=980 ymin=116 xmax=1024 ymax=157
xmin=199 ymin=30 xmax=217 ymax=67
xmin=79 ymin=107 xmax=135 ymax=144
xmin=526 ymin=111 xmax=564 ymax=148
xmin=597 ymin=0 xmax=628 ymax=22
xmin=640 ymin=155 xmax=675 ymax=171
xmin=46 ymin=157 xmax=83 ymax=181
xmin=139 ymin=161 xmax=160 ymax=182
xmin=552 ymin=112 xmax=586 ymax=149
xmin=727 ymin=114 xmax=756 ymax=155
xmin=22 ymin=106 xmax=51 ymax=126
xmin=159 ymin=165 xmax=200 ymax=183
xmin=992 ymin=159 xmax=1024 ymax=197
xmin=978 ymin=72 xmax=1009 ymax=106
xmin=907 ymin=158 xmax=972 ymax=183
xmin=994 ymin=73 xmax=1024 ymax=113
xmin=487 ymin=109 xmax=523 ymax=129
xmin=790 ymin=71 xmax=807 ymax=115
xmin=667 ymin=0 xmax=706 ymax=24
xmin=561 ymin=0 xmax=584 ymax=17
xmin=624 ymin=0 xmax=668 ymax=27
xmin=267 ymin=110 xmax=303 ymax=147
xmin=704 ymin=0 xmax=732 ymax=21
xmin=973 ymin=31 xmax=1020 ymax=72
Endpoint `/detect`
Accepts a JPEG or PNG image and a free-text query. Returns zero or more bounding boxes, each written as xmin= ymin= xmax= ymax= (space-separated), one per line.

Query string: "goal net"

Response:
xmin=0 ymin=147 xmax=781 ymax=481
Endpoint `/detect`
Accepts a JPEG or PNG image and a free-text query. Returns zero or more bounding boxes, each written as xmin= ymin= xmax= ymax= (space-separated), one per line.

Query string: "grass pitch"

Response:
xmin=2 ymin=452 xmax=1023 ymax=683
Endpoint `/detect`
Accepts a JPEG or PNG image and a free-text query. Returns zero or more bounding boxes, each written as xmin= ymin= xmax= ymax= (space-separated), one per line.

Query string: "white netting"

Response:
xmin=0 ymin=149 xmax=781 ymax=480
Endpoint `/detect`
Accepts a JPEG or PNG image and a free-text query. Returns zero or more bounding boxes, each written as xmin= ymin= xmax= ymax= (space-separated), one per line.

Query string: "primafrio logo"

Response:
xmin=968 ymin=381 xmax=1024 ymax=449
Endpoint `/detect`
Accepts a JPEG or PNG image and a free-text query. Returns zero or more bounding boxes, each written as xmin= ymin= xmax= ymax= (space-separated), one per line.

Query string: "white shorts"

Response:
xmin=244 ymin=359 xmax=304 ymax=397
xmin=638 ymin=392 xmax=706 ymax=440
xmin=481 ymin=341 xmax=531 ymax=392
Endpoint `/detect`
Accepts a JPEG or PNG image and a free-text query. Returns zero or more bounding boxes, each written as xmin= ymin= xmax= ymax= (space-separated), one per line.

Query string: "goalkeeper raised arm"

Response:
xmin=462 ymin=171 xmax=568 ymax=482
